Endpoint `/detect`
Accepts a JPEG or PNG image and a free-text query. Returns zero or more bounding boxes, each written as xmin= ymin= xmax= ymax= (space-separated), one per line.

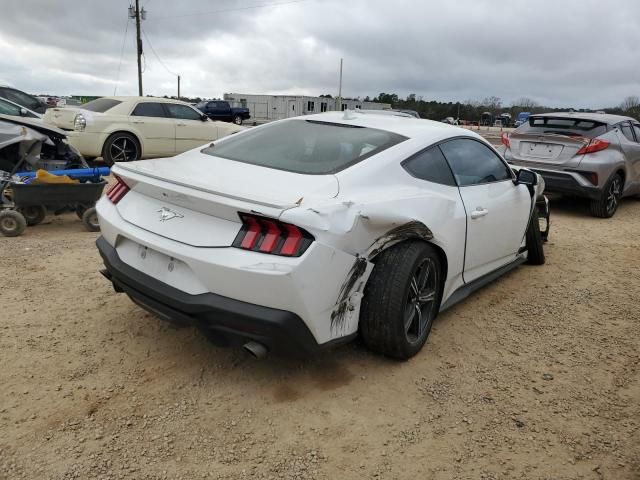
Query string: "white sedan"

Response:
xmin=96 ymin=111 xmax=549 ymax=359
xmin=43 ymin=96 xmax=244 ymax=165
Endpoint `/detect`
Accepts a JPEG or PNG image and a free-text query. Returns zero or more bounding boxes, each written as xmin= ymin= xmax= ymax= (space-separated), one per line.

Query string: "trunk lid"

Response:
xmin=43 ymin=107 xmax=85 ymax=130
xmin=508 ymin=132 xmax=589 ymax=165
xmin=112 ymin=153 xmax=339 ymax=247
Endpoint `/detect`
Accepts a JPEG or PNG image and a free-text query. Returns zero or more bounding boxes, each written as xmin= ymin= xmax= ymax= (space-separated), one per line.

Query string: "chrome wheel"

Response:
xmin=403 ymin=258 xmax=437 ymax=344
xmin=606 ymin=176 xmax=621 ymax=215
xmin=109 ymin=137 xmax=138 ymax=162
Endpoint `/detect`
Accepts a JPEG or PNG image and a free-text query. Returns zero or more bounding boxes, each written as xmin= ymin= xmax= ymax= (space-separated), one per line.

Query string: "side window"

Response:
xmin=402 ymin=146 xmax=456 ymax=186
xmin=619 ymin=122 xmax=635 ymax=142
xmin=439 ymin=138 xmax=512 ymax=186
xmin=0 ymin=99 xmax=22 ymax=116
xmin=131 ymin=102 xmax=166 ymax=118
xmin=166 ymin=104 xmax=202 ymax=120
xmin=633 ymin=124 xmax=640 ymax=143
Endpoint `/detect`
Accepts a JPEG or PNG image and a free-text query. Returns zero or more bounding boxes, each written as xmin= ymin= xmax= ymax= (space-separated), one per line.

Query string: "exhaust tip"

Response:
xmin=243 ymin=341 xmax=268 ymax=359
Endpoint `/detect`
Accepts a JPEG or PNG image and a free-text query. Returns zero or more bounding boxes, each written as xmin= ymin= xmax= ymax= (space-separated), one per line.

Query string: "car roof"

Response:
xmin=98 ymin=96 xmax=193 ymax=106
xmin=533 ymin=111 xmax=635 ymax=125
xmin=293 ymin=111 xmax=480 ymax=143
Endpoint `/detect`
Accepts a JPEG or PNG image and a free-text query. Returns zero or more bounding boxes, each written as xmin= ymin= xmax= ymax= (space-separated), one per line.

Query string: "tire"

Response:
xmin=81 ymin=207 xmax=100 ymax=232
xmin=75 ymin=203 xmax=91 ymax=220
xmin=19 ymin=205 xmax=47 ymax=226
xmin=590 ymin=173 xmax=623 ymax=218
xmin=232 ymin=115 xmax=243 ymax=125
xmin=102 ymin=132 xmax=140 ymax=166
xmin=0 ymin=210 xmax=27 ymax=237
xmin=360 ymin=241 xmax=443 ymax=360
xmin=525 ymin=208 xmax=545 ymax=265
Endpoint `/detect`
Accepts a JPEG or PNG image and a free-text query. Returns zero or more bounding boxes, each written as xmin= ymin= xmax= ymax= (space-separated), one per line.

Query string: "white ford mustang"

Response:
xmin=96 ymin=111 xmax=549 ymax=359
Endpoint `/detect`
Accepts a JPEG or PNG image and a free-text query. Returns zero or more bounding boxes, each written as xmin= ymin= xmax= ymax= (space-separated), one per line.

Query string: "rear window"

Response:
xmin=515 ymin=116 xmax=608 ymax=138
xmin=202 ymin=119 xmax=407 ymax=174
xmin=80 ymin=98 xmax=122 ymax=113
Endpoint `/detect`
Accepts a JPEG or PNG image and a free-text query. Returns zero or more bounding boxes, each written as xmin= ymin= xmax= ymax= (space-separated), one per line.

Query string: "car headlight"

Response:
xmin=74 ymin=113 xmax=86 ymax=131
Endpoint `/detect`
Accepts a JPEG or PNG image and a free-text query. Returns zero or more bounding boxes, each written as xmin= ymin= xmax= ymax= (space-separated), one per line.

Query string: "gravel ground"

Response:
xmin=1 ymin=196 xmax=639 ymax=480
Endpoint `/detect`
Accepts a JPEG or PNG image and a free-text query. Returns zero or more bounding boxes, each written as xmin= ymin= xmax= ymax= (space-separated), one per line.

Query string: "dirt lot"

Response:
xmin=1 ymin=196 xmax=639 ymax=480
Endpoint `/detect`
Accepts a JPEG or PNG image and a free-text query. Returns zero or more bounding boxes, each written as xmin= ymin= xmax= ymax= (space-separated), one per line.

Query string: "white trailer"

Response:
xmin=223 ymin=93 xmax=390 ymax=124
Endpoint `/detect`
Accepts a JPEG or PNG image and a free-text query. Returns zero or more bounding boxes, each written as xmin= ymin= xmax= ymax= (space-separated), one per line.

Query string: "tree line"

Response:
xmin=365 ymin=93 xmax=640 ymax=122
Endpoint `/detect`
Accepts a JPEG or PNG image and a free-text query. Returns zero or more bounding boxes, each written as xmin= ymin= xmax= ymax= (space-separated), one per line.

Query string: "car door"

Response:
xmin=616 ymin=121 xmax=640 ymax=194
xmin=207 ymin=101 xmax=229 ymax=121
xmin=129 ymin=102 xmax=176 ymax=156
xmin=165 ymin=103 xmax=219 ymax=153
xmin=439 ymin=138 xmax=532 ymax=283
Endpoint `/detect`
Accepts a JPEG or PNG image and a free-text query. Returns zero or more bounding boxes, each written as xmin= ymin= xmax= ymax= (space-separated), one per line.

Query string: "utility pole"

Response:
xmin=129 ymin=1 xmax=146 ymax=96
xmin=336 ymin=58 xmax=343 ymax=111
xmin=177 ymin=75 xmax=181 ymax=100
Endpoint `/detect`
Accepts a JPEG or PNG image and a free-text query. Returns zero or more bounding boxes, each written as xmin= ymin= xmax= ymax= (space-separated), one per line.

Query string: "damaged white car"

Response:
xmin=96 ymin=111 xmax=549 ymax=359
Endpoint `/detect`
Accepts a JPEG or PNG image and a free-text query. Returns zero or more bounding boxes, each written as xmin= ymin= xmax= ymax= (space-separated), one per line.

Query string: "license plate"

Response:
xmin=522 ymin=142 xmax=562 ymax=159
xmin=116 ymin=239 xmax=207 ymax=294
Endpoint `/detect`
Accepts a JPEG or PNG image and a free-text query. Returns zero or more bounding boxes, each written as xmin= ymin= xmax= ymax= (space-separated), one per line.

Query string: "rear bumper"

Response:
xmin=97 ymin=236 xmax=331 ymax=355
xmin=509 ymin=163 xmax=601 ymax=199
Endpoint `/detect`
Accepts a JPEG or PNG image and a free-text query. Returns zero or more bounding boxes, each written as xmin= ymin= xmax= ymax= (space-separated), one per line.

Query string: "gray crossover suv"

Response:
xmin=502 ymin=113 xmax=640 ymax=217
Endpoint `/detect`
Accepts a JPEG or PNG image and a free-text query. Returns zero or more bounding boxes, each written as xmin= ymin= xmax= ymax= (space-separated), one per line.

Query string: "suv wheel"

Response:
xmin=232 ymin=115 xmax=243 ymax=125
xmin=590 ymin=173 xmax=622 ymax=218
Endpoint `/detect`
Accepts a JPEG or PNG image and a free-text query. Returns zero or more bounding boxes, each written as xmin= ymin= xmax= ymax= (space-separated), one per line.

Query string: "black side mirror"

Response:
xmin=200 ymin=114 xmax=208 ymax=121
xmin=516 ymin=168 xmax=537 ymax=186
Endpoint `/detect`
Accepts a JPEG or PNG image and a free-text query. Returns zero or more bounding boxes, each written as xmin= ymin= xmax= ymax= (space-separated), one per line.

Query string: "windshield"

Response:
xmin=79 ymin=98 xmax=122 ymax=113
xmin=515 ymin=116 xmax=608 ymax=138
xmin=202 ymin=119 xmax=407 ymax=174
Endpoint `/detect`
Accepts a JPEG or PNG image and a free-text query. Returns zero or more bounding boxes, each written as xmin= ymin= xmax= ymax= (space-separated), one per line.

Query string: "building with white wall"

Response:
xmin=223 ymin=93 xmax=391 ymax=123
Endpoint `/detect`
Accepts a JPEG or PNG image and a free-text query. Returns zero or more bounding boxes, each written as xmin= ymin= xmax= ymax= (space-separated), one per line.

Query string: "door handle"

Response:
xmin=176 ymin=122 xmax=186 ymax=126
xmin=470 ymin=207 xmax=489 ymax=219
xmin=131 ymin=120 xmax=144 ymax=124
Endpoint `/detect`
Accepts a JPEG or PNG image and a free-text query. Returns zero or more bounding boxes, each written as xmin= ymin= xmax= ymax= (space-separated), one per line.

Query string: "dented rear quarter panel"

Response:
xmin=279 ymin=137 xmax=469 ymax=338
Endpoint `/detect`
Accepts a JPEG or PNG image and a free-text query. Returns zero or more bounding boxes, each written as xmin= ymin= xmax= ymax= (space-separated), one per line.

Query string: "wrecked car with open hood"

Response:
xmin=95 ymin=110 xmax=549 ymax=359
xmin=0 ymin=113 xmax=87 ymax=175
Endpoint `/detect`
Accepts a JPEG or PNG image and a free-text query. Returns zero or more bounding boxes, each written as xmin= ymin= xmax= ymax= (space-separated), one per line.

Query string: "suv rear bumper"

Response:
xmin=96 ymin=236 xmax=334 ymax=356
xmin=510 ymin=164 xmax=601 ymax=199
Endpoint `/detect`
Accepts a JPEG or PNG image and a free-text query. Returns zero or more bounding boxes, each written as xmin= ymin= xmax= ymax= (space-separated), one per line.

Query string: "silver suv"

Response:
xmin=502 ymin=112 xmax=640 ymax=217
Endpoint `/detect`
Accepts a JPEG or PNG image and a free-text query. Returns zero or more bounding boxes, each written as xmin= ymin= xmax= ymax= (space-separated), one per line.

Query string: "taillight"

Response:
xmin=576 ymin=138 xmax=609 ymax=155
xmin=106 ymin=176 xmax=130 ymax=204
xmin=233 ymin=213 xmax=314 ymax=257
xmin=501 ymin=132 xmax=510 ymax=148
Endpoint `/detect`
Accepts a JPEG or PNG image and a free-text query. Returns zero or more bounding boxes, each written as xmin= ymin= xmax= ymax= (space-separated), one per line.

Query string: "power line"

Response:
xmin=141 ymin=27 xmax=178 ymax=77
xmin=113 ymin=17 xmax=130 ymax=95
xmin=153 ymin=0 xmax=308 ymax=20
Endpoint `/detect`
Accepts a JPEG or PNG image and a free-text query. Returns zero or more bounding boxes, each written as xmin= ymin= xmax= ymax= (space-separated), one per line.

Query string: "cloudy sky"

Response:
xmin=1 ymin=0 xmax=639 ymax=108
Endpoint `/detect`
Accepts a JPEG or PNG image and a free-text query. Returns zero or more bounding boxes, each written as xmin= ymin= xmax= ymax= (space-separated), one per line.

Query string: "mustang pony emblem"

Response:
xmin=157 ymin=207 xmax=183 ymax=222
